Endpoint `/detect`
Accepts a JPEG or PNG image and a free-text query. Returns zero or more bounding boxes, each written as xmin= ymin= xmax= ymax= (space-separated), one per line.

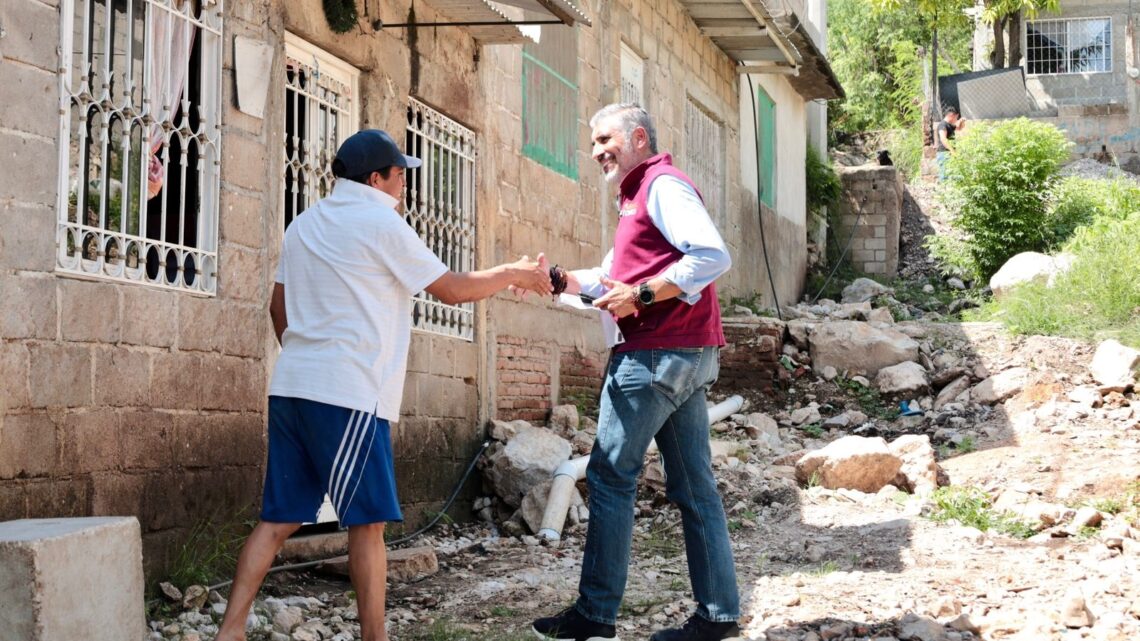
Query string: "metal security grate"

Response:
xmin=283 ymin=34 xmax=358 ymax=229
xmin=683 ymin=98 xmax=726 ymax=224
xmin=57 ymin=0 xmax=223 ymax=294
xmin=620 ymin=42 xmax=644 ymax=106
xmin=405 ymin=98 xmax=477 ymax=341
xmin=1026 ymin=17 xmax=1112 ymax=75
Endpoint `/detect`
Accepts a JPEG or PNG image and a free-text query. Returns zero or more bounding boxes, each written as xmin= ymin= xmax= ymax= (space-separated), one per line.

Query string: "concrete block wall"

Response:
xmin=835 ymin=166 xmax=903 ymax=277
xmin=481 ymin=0 xmax=747 ymax=426
xmin=0 ymin=0 xmax=281 ymax=574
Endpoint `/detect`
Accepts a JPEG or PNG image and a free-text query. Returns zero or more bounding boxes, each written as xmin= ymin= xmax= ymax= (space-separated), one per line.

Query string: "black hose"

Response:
xmin=744 ymin=69 xmax=783 ymax=321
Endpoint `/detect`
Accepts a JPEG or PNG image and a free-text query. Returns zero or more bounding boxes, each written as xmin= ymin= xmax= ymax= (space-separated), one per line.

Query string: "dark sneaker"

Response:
xmin=532 ymin=606 xmax=618 ymax=641
xmin=649 ymin=615 xmax=741 ymax=641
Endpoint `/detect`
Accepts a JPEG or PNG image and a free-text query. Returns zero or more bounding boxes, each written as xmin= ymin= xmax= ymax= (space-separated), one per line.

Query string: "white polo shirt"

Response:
xmin=270 ymin=179 xmax=448 ymax=421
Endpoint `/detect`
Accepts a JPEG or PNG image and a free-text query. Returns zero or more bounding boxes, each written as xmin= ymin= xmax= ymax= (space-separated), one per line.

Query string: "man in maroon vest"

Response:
xmin=532 ymin=104 xmax=740 ymax=641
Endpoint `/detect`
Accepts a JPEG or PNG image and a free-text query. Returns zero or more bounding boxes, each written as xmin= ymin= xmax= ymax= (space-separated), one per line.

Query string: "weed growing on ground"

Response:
xmin=166 ymin=507 xmax=256 ymax=590
xmin=835 ymin=376 xmax=898 ymax=419
xmin=400 ymin=618 xmax=534 ymax=641
xmin=955 ymin=436 xmax=976 ymax=454
xmin=927 ymin=486 xmax=1038 ymax=539
xmin=800 ymin=422 xmax=825 ymax=439
xmin=810 ymin=560 xmax=840 ymax=577
xmin=668 ymin=577 xmax=688 ymax=591
xmin=635 ymin=520 xmax=682 ymax=559
xmin=489 ymin=606 xmax=517 ymax=618
xmin=619 ymin=596 xmax=670 ymax=616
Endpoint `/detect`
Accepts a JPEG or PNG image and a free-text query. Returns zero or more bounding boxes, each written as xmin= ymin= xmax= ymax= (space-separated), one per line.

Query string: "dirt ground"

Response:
xmin=372 ymin=319 xmax=1139 ymax=641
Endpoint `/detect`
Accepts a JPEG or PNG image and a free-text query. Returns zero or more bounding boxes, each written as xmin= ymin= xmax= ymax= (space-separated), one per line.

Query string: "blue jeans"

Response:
xmin=936 ymin=151 xmax=950 ymax=181
xmin=576 ymin=346 xmax=739 ymax=624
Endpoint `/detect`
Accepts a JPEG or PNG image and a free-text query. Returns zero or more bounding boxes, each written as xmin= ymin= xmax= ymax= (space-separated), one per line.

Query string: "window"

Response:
xmin=522 ymin=26 xmax=578 ymax=179
xmin=682 ymin=98 xmax=725 ymax=225
xmin=57 ymin=0 xmax=223 ymax=294
xmin=283 ymin=34 xmax=359 ymax=229
xmin=619 ymin=42 xmax=644 ymax=106
xmin=755 ymin=85 xmax=777 ymax=209
xmin=405 ymin=98 xmax=477 ymax=341
xmin=1026 ymin=17 xmax=1112 ymax=75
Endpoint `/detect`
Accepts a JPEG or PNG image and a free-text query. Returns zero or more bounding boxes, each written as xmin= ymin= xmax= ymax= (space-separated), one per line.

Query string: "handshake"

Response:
xmin=503 ymin=254 xmax=644 ymax=319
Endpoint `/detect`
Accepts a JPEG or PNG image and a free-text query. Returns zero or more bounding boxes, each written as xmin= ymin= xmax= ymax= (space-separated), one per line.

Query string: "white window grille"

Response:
xmin=682 ymin=98 xmax=726 ymax=225
xmin=405 ymin=98 xmax=477 ymax=341
xmin=1026 ymin=17 xmax=1112 ymax=75
xmin=57 ymin=0 xmax=223 ymax=294
xmin=283 ymin=33 xmax=358 ymax=229
xmin=619 ymin=42 xmax=644 ymax=106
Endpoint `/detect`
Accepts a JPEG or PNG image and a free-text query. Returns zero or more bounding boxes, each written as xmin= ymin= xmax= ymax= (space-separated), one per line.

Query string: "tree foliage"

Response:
xmin=828 ymin=0 xmax=972 ymax=134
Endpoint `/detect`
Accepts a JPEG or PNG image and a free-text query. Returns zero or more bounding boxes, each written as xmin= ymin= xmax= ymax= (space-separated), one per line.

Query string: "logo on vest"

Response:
xmin=619 ymin=203 xmax=638 ymax=218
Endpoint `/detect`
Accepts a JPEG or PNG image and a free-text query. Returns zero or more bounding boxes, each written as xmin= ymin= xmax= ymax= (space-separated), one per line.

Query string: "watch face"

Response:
xmin=638 ymin=284 xmax=654 ymax=305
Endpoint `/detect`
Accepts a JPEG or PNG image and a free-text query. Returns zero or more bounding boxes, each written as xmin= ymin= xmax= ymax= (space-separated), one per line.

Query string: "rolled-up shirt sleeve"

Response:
xmin=648 ymin=176 xmax=732 ymax=304
xmin=571 ymin=249 xmax=613 ymax=299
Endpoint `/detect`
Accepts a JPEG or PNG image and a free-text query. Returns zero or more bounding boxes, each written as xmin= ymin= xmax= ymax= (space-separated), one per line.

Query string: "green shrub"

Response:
xmin=944 ymin=118 xmax=1071 ymax=278
xmin=806 ymin=145 xmax=842 ymax=216
xmin=973 ymin=210 xmax=1140 ymax=347
xmin=1046 ymin=176 xmax=1140 ymax=248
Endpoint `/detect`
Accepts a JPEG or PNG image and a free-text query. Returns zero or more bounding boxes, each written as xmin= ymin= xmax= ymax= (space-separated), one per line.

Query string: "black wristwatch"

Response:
xmin=636 ymin=282 xmax=656 ymax=307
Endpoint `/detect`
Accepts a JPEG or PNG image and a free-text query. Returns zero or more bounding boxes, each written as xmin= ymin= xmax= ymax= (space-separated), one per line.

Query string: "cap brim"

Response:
xmin=402 ymin=155 xmax=423 ymax=169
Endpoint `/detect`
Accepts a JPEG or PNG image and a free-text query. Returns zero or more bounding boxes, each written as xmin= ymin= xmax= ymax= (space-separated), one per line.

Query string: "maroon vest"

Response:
xmin=610 ymin=153 xmax=725 ymax=352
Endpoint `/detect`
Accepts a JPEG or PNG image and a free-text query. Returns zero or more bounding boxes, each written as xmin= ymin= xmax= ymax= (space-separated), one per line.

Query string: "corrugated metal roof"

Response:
xmin=676 ymin=0 xmax=843 ymax=101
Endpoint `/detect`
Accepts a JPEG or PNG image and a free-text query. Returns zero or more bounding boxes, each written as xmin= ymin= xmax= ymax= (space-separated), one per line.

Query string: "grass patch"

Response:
xmin=619 ymin=596 xmax=670 ymax=617
xmin=635 ymin=520 xmax=682 ymax=559
xmin=969 ymin=193 xmax=1140 ymax=348
xmin=400 ymin=618 xmax=534 ymax=641
xmin=489 ymin=606 xmax=517 ymax=618
xmin=926 ymin=486 xmax=1038 ymax=539
xmin=809 ymin=560 xmax=840 ymax=577
xmin=166 ymin=507 xmax=256 ymax=590
xmin=668 ymin=577 xmax=688 ymax=591
xmin=835 ymin=376 xmax=898 ymax=419
xmin=800 ymin=422 xmax=825 ymax=439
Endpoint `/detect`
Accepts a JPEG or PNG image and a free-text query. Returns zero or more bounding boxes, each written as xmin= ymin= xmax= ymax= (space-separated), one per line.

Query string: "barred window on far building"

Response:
xmin=405 ymin=98 xmax=477 ymax=341
xmin=1026 ymin=17 xmax=1112 ymax=75
xmin=683 ymin=97 xmax=726 ymax=226
xmin=57 ymin=0 xmax=223 ymax=294
xmin=283 ymin=33 xmax=359 ymax=230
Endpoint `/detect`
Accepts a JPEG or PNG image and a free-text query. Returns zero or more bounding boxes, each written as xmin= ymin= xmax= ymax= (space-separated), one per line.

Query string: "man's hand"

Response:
xmin=508 ymin=253 xmax=553 ymax=297
xmin=594 ymin=276 xmax=640 ymax=318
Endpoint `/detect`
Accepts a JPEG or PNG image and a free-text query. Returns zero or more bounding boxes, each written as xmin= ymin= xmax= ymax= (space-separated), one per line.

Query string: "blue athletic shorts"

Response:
xmin=261 ymin=396 xmax=403 ymax=526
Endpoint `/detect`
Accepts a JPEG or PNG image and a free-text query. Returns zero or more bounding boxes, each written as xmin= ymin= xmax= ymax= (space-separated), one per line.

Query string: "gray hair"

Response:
xmin=589 ymin=103 xmax=658 ymax=154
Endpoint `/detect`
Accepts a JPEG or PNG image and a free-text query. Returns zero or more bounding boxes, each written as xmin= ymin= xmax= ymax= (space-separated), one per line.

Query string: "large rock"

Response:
xmin=1090 ymin=339 xmax=1140 ymax=391
xmin=971 ymin=367 xmax=1029 ymax=405
xmin=810 ymin=321 xmax=920 ymax=377
xmin=485 ymin=426 xmax=572 ymax=507
xmin=888 ymin=434 xmax=939 ymax=494
xmin=875 ymin=361 xmax=929 ymax=395
xmin=841 ymin=278 xmax=892 ymax=304
xmin=989 ymin=252 xmax=1073 ymax=300
xmin=934 ymin=375 xmax=972 ymax=410
xmin=794 ymin=436 xmax=903 ymax=493
xmin=549 ymin=404 xmax=580 ymax=434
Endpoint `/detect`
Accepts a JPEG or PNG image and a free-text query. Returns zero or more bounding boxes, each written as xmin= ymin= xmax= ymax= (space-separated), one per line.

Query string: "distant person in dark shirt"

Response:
xmin=935 ymin=106 xmax=962 ymax=181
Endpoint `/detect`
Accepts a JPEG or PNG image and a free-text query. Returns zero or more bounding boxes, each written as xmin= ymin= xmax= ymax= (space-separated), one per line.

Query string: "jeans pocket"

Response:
xmin=650 ymin=349 xmax=701 ymax=401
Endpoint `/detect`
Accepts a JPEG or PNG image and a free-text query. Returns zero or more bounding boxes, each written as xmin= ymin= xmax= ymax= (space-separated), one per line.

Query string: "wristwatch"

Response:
xmin=636 ymin=282 xmax=656 ymax=308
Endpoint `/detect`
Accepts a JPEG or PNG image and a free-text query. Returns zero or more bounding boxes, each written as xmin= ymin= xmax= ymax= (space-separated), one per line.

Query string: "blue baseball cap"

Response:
xmin=334 ymin=129 xmax=422 ymax=176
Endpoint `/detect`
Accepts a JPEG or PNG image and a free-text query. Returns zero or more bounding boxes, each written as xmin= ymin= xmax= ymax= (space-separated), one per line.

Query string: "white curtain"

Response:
xmin=147 ymin=0 xmax=196 ymax=198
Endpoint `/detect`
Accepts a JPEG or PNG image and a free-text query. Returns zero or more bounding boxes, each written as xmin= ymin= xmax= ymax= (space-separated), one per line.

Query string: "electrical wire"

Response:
xmin=744 ymin=68 xmax=784 ymax=320
xmin=809 ymin=208 xmax=864 ymax=305
xmin=202 ymin=439 xmax=493 ymax=594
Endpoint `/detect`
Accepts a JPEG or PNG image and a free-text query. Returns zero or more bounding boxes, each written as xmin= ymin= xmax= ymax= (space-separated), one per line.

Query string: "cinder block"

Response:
xmin=0 ymin=517 xmax=145 ymax=641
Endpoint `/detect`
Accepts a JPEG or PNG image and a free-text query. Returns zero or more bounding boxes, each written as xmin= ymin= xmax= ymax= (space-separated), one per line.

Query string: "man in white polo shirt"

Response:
xmin=215 ymin=129 xmax=551 ymax=641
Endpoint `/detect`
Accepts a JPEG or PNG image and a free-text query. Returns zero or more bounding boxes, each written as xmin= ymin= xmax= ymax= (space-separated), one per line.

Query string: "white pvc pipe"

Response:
xmin=536 ymin=395 xmax=744 ymax=541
